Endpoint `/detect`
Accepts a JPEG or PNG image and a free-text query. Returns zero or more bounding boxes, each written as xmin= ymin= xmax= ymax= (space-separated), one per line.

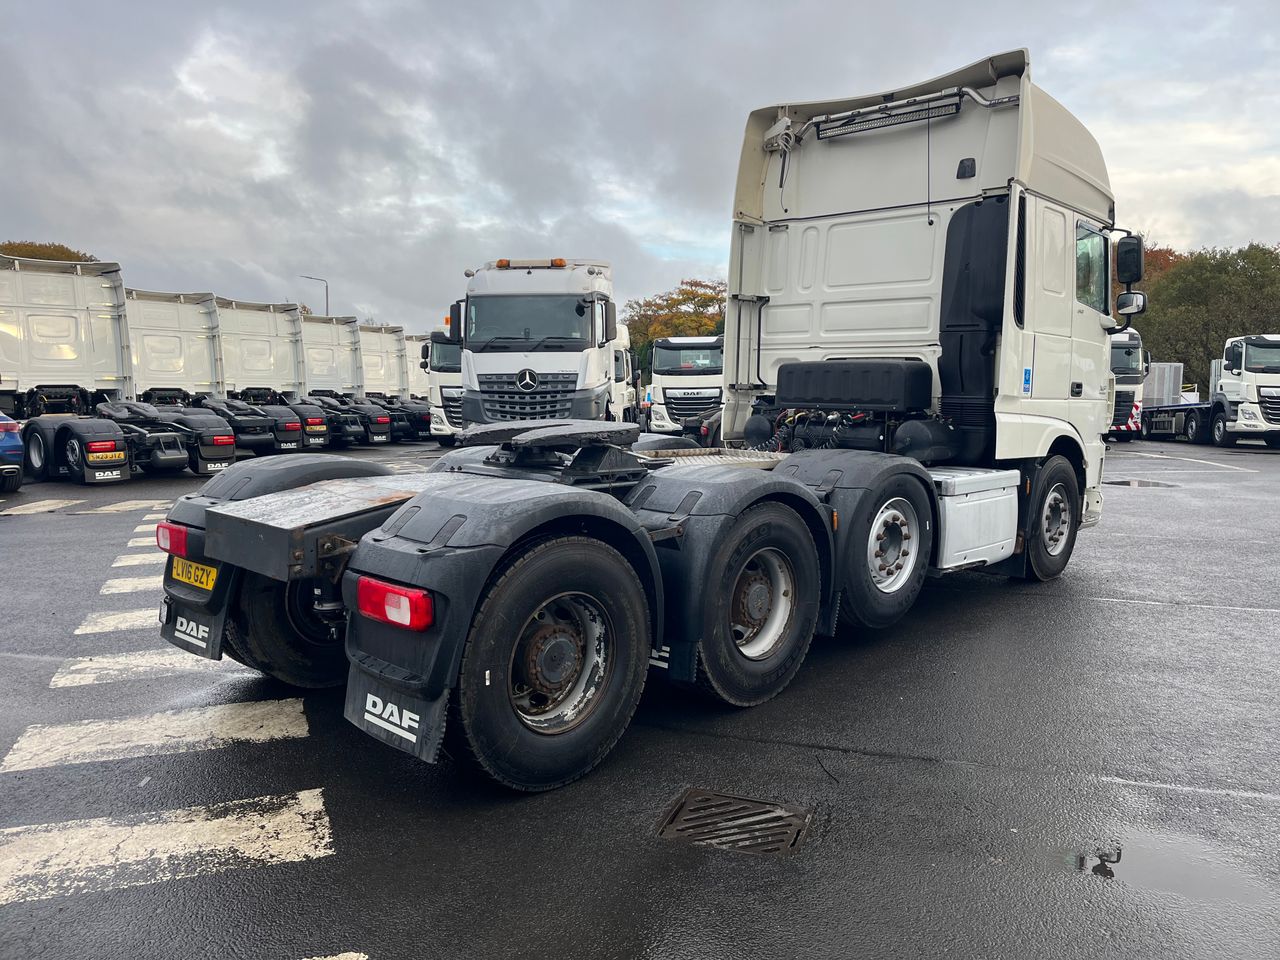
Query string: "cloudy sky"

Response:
xmin=3 ymin=1 xmax=1277 ymax=331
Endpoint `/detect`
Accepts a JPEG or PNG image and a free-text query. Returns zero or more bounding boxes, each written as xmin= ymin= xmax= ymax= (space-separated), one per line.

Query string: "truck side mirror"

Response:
xmin=604 ymin=300 xmax=617 ymax=342
xmin=1116 ymin=235 xmax=1144 ymax=285
xmin=447 ymin=301 xmax=462 ymax=343
xmin=1115 ymin=291 xmax=1146 ymax=317
xmin=420 ymin=342 xmax=430 ymax=361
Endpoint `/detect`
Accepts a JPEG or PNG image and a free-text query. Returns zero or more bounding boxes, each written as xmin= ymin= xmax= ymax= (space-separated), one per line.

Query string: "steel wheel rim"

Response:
xmin=28 ymin=433 xmax=44 ymax=471
xmin=66 ymin=437 xmax=83 ymax=471
xmin=509 ymin=592 xmax=612 ymax=735
xmin=1041 ymin=482 xmax=1072 ymax=557
xmin=729 ymin=547 xmax=796 ymax=660
xmin=284 ymin=578 xmax=342 ymax=648
xmin=1213 ymin=418 xmax=1224 ymax=442
xmin=867 ymin=497 xmax=919 ymax=594
xmin=1184 ymin=415 xmax=1196 ymax=439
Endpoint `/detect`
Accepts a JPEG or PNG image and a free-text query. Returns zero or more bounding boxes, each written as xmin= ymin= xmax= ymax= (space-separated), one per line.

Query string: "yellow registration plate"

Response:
xmin=171 ymin=557 xmax=217 ymax=590
xmin=86 ymin=450 xmax=127 ymax=463
xmin=305 ymin=424 xmax=326 ymax=432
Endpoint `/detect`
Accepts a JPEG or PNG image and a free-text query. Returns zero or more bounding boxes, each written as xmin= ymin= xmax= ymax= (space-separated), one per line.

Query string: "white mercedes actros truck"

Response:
xmin=452 ymin=259 xmax=626 ymax=424
xmin=643 ymin=335 xmax=725 ymax=433
xmin=155 ymin=51 xmax=1147 ymax=792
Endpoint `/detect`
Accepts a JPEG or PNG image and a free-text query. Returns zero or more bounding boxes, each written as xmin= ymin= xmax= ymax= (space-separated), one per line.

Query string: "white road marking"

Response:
xmin=0 ymin=789 xmax=332 ymax=906
xmin=74 ymin=609 xmax=158 ymax=635
xmin=1118 ymin=450 xmax=1257 ymax=473
xmin=0 ymin=699 xmax=309 ymax=772
xmin=112 ymin=552 xmax=165 ymax=567
xmin=303 ymin=954 xmax=369 ymax=960
xmin=49 ymin=648 xmax=247 ymax=688
xmin=133 ymin=522 xmax=157 ymax=533
xmin=101 ymin=575 xmax=164 ymax=595
xmin=1091 ymin=596 xmax=1280 ymax=614
xmin=0 ymin=499 xmax=85 ymax=516
xmin=143 ymin=512 xmax=166 ymax=520
xmin=80 ymin=499 xmax=173 ymax=514
xmin=127 ymin=536 xmax=155 ymax=548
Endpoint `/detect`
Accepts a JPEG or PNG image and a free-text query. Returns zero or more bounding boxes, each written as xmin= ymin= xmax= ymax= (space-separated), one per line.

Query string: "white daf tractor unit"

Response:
xmin=611 ymin=322 xmax=638 ymax=423
xmin=1107 ymin=329 xmax=1147 ymax=441
xmin=451 ymin=259 xmax=625 ymax=424
xmin=153 ymin=51 xmax=1147 ymax=793
xmin=643 ymin=335 xmax=724 ymax=433
xmin=415 ymin=323 xmax=464 ymax=445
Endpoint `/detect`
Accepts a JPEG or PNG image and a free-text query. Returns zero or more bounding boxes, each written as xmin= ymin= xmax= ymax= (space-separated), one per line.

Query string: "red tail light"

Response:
xmin=282 ymin=422 xmax=301 ymax=431
xmin=306 ymin=417 xmax=325 ymax=426
xmin=156 ymin=521 xmax=188 ymax=557
xmin=0 ymin=421 xmax=18 ymax=433
xmin=86 ymin=440 xmax=117 ymax=453
xmin=357 ymin=576 xmax=433 ymax=630
xmin=212 ymin=435 xmax=235 ymax=445
xmin=374 ymin=416 xmax=390 ymax=424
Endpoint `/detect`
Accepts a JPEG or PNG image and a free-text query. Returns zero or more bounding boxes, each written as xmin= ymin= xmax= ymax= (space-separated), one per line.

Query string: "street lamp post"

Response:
xmin=299 ymin=274 xmax=329 ymax=316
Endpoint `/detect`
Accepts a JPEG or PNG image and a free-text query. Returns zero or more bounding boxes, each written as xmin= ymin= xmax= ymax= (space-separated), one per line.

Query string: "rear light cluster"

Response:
xmin=282 ymin=422 xmax=302 ymax=431
xmin=306 ymin=417 xmax=325 ymax=426
xmin=212 ymin=435 xmax=235 ymax=446
xmin=86 ymin=440 xmax=118 ymax=453
xmin=155 ymin=521 xmax=188 ymax=557
xmin=357 ymin=576 xmax=433 ymax=630
xmin=374 ymin=416 xmax=391 ymax=424
xmin=0 ymin=421 xmax=18 ymax=433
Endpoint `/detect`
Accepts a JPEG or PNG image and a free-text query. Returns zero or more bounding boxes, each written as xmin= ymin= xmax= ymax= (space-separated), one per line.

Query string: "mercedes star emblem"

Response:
xmin=516 ymin=369 xmax=539 ymax=392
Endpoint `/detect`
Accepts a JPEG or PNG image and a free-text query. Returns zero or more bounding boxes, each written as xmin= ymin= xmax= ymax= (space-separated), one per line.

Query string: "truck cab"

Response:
xmin=423 ymin=329 xmax=463 ymax=444
xmin=1108 ymin=329 xmax=1147 ymax=441
xmin=610 ymin=323 xmax=638 ymax=423
xmin=1211 ymin=334 xmax=1280 ymax=447
xmin=644 ymin=335 xmax=724 ymax=433
xmin=455 ymin=259 xmax=622 ymax=424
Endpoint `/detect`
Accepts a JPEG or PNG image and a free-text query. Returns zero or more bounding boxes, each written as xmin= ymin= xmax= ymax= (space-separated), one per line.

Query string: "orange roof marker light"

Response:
xmin=550 ymin=258 xmax=567 ymax=268
xmin=495 ymin=259 xmax=511 ymax=269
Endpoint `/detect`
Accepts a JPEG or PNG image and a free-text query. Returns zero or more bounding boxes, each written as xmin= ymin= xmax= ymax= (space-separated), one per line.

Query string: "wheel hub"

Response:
xmin=735 ymin=570 xmax=773 ymax=626
xmin=866 ymin=498 xmax=919 ymax=594
xmin=523 ymin=623 xmax=584 ymax=697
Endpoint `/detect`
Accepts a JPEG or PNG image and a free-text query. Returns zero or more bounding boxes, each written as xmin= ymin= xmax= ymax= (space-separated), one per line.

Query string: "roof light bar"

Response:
xmin=816 ymin=100 xmax=960 ymax=140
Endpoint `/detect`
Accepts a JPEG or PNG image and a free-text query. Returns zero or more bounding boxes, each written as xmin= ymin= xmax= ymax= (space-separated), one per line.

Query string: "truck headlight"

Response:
xmin=1241 ymin=407 xmax=1259 ymax=421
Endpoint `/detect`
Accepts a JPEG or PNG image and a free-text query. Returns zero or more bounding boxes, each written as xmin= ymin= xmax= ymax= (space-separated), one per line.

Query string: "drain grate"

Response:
xmin=658 ymin=789 xmax=810 ymax=856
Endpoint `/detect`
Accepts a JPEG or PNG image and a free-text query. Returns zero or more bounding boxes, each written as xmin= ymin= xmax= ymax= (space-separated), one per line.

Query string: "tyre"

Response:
xmin=0 ymin=470 xmax=20 ymax=493
xmin=1020 ymin=455 xmax=1080 ymax=582
xmin=840 ymin=474 xmax=934 ymax=630
xmin=63 ymin=433 xmax=87 ymax=483
xmin=1140 ymin=417 xmax=1151 ymax=440
xmin=447 ymin=537 xmax=650 ymax=792
xmin=24 ymin=430 xmax=49 ymax=482
xmin=694 ymin=502 xmax=820 ymax=706
xmin=1212 ymin=411 xmax=1237 ymax=447
xmin=1183 ymin=411 xmax=1202 ymax=443
xmin=438 ymin=435 xmax=456 ymax=448
xmin=223 ymin=572 xmax=347 ymax=687
xmin=1112 ymin=433 xmax=1132 ymax=443
xmin=1265 ymin=436 xmax=1280 ymax=450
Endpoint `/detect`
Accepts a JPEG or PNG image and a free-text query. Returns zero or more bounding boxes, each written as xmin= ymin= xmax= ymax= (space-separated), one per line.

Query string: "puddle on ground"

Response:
xmin=1102 ymin=479 xmax=1179 ymax=488
xmin=1074 ymin=830 xmax=1271 ymax=905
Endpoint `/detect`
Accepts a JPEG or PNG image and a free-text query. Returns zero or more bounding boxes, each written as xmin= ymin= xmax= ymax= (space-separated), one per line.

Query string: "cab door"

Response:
xmin=1070 ymin=219 xmax=1113 ymax=440
xmin=1218 ymin=341 xmax=1245 ymax=401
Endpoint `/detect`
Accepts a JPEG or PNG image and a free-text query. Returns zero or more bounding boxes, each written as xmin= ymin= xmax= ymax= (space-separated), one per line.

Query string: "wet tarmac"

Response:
xmin=1 ymin=439 xmax=1278 ymax=959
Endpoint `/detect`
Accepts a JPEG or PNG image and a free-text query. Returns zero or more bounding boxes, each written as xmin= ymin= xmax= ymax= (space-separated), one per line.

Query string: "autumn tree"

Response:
xmin=1132 ymin=243 xmax=1280 ymax=389
xmin=0 ymin=241 xmax=98 ymax=262
xmin=623 ymin=278 xmax=727 ymax=371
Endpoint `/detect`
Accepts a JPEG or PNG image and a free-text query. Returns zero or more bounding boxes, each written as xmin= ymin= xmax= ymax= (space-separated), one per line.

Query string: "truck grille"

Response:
xmin=1112 ymin=390 xmax=1135 ymax=427
xmin=443 ymin=391 xmax=464 ymax=428
xmin=1258 ymin=391 xmax=1280 ymax=424
xmin=665 ymin=392 xmax=721 ymax=420
xmin=478 ymin=372 xmax=576 ymax=421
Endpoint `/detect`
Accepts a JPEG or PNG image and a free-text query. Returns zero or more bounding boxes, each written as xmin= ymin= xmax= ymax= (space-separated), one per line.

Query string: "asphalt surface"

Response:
xmin=1 ymin=438 xmax=1278 ymax=960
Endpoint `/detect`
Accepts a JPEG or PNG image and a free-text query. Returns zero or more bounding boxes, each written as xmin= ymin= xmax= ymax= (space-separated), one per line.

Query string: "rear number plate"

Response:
xmin=305 ymin=424 xmax=326 ymax=432
xmin=171 ymin=557 xmax=217 ymax=590
xmin=86 ymin=450 xmax=127 ymax=463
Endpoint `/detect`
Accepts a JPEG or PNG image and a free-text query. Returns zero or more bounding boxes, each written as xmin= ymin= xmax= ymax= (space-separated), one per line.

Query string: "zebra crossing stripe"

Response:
xmin=112 ymin=553 xmax=165 ymax=567
xmin=0 ymin=789 xmax=333 ymax=906
xmin=133 ymin=523 xmax=158 ymax=533
xmin=101 ymin=575 xmax=164 ymax=595
xmin=74 ymin=609 xmax=157 ymax=635
xmin=127 ymin=536 xmax=155 ymax=548
xmin=49 ymin=648 xmax=246 ymax=688
xmin=80 ymin=500 xmax=173 ymax=514
xmin=0 ymin=699 xmax=309 ymax=773
xmin=0 ymin=499 xmax=85 ymax=516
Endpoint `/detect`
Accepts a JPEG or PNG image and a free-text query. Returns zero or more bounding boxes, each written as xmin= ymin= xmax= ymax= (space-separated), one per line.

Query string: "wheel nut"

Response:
xmin=875 ymin=549 xmax=884 ymax=558
xmin=894 ymin=562 xmax=903 ymax=571
xmin=876 ymin=532 xmax=886 ymax=541
xmin=902 ymin=533 xmax=911 ymax=541
xmin=901 ymin=550 xmax=909 ymax=557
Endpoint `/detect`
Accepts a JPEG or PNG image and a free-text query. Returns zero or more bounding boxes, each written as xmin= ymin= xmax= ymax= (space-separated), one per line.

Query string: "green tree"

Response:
xmin=623 ymin=278 xmax=727 ymax=371
xmin=0 ymin=240 xmax=98 ymax=262
xmin=1132 ymin=244 xmax=1280 ymax=391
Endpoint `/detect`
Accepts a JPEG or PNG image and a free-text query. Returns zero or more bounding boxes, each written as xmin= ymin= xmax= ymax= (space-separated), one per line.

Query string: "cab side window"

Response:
xmin=1075 ymin=223 xmax=1108 ymax=314
xmin=613 ymin=349 xmax=625 ymax=381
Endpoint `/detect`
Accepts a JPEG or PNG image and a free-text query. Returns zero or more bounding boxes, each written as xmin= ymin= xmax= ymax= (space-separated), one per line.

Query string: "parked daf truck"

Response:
xmin=418 ymin=328 xmax=464 ymax=444
xmin=643 ymin=336 xmax=724 ymax=433
xmin=155 ymin=50 xmax=1146 ymax=792
xmin=452 ymin=259 xmax=624 ymax=424
xmin=1107 ymin=329 xmax=1147 ymax=441
xmin=610 ymin=323 xmax=639 ymax=424
xmin=1140 ymin=335 xmax=1280 ymax=447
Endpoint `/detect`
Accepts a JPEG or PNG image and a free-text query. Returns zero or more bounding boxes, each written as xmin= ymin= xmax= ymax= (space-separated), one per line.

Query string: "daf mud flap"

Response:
xmin=84 ymin=463 xmax=130 ymax=484
xmin=343 ymin=655 xmax=448 ymax=763
xmin=191 ymin=453 xmax=235 ymax=476
xmin=160 ymin=563 xmax=240 ymax=660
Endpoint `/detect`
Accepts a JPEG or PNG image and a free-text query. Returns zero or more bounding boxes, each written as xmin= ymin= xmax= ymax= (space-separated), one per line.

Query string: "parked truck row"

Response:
xmin=157 ymin=50 xmax=1153 ymax=792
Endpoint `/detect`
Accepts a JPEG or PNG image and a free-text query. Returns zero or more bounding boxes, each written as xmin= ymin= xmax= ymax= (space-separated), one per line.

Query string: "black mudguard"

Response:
xmin=627 ymin=463 xmax=835 ymax=683
xmin=340 ymin=474 xmax=665 ymax=763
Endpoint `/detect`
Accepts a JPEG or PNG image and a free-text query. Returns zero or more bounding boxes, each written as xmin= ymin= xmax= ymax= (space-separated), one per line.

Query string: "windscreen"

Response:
xmin=1244 ymin=342 xmax=1280 ymax=373
xmin=1110 ymin=342 xmax=1142 ymax=374
xmin=466 ymin=295 xmax=591 ymax=350
xmin=652 ymin=344 xmax=723 ymax=376
xmin=430 ymin=341 xmax=461 ymax=373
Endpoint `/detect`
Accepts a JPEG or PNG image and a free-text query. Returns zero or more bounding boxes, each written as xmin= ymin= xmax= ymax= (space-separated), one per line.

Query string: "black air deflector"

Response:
xmin=774 ymin=359 xmax=932 ymax=412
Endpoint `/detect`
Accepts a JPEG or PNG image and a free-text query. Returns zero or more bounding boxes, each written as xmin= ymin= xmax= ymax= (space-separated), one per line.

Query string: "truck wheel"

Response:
xmin=448 ymin=537 xmax=650 ymax=791
xmin=63 ymin=434 xmax=87 ymax=483
xmin=1140 ymin=417 xmax=1151 ymax=440
xmin=1183 ymin=411 xmax=1201 ymax=443
xmin=24 ymin=430 xmax=49 ymax=482
xmin=1212 ymin=412 xmax=1236 ymax=447
xmin=1021 ymin=456 xmax=1079 ymax=582
xmin=841 ymin=475 xmax=934 ymax=631
xmin=0 ymin=470 xmax=20 ymax=493
xmin=438 ymin=435 xmax=456 ymax=448
xmin=1265 ymin=436 xmax=1280 ymax=450
xmin=695 ymin=502 xmax=820 ymax=706
xmin=224 ymin=572 xmax=346 ymax=687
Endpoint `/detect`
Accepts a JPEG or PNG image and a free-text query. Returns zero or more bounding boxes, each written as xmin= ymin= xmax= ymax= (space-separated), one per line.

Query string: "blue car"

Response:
xmin=1 ymin=412 xmax=23 ymax=492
